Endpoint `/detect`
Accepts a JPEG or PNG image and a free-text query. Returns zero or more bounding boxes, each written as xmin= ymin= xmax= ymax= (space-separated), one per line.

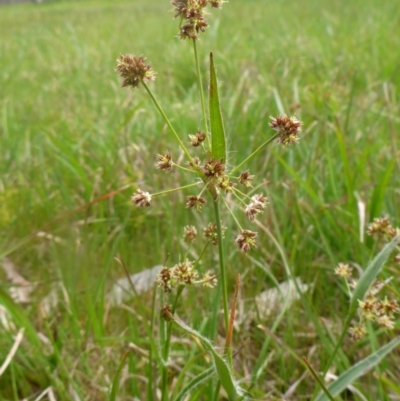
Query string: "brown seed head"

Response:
xmin=157 ymin=268 xmax=172 ymax=292
xmin=203 ymin=158 xmax=225 ymax=178
xmin=183 ymin=225 xmax=197 ymax=243
xmin=161 ymin=304 xmax=173 ymax=322
xmin=189 ymin=130 xmax=207 ymax=147
xmin=334 ymin=263 xmax=353 ymax=279
xmin=245 ymin=194 xmax=268 ymax=221
xmin=116 ymin=55 xmax=156 ymax=89
xmin=217 ymin=176 xmax=234 ymax=193
xmin=155 ymin=151 xmax=173 ymax=171
xmin=132 ymin=189 xmax=152 ymax=207
xmin=235 ymin=229 xmax=258 ymax=253
xmin=202 ymin=271 xmax=218 ymax=288
xmin=238 ymin=170 xmax=255 ymax=188
xmin=367 ymin=216 xmax=393 ymax=237
xmin=269 ymin=115 xmax=302 ymax=145
xmin=171 ymin=259 xmax=198 ymax=285
xmin=349 ymin=324 xmax=367 ymax=341
xmin=186 ymin=195 xmax=207 ymax=211
xmin=203 ymin=222 xmax=225 ymax=245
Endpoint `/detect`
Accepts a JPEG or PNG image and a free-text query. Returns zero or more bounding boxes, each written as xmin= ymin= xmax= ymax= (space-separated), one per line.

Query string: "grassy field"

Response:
xmin=1 ymin=0 xmax=400 ymax=399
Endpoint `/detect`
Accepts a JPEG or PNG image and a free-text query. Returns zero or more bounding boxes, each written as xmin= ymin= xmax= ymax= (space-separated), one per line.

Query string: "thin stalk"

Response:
xmin=193 ymin=40 xmax=211 ymax=150
xmin=161 ymin=287 xmax=185 ymax=401
xmin=152 ymin=182 xmax=200 ymax=197
xmin=142 ymin=81 xmax=195 ymax=165
xmin=230 ymin=133 xmax=280 ymax=175
xmin=213 ymin=200 xmax=229 ymax=337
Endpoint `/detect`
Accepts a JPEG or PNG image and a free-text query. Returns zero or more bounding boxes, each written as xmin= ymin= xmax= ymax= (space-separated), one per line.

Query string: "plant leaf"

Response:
xmin=174 ymin=366 xmax=215 ymax=401
xmin=171 ymin=315 xmax=246 ymax=400
xmin=347 ymin=236 xmax=400 ymax=323
xmin=315 ymin=336 xmax=400 ymax=401
xmin=209 ymin=52 xmax=227 ymax=162
xmin=109 ymin=351 xmax=130 ymax=401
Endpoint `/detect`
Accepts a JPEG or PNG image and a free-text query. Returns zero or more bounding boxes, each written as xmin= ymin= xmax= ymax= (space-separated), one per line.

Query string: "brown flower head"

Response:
xmin=183 ymin=225 xmax=197 ymax=243
xmin=202 ymin=271 xmax=218 ymax=288
xmin=155 ymin=151 xmax=173 ymax=171
xmin=203 ymin=158 xmax=225 ymax=178
xmin=185 ymin=156 xmax=202 ymax=170
xmin=209 ymin=0 xmax=225 ymax=8
xmin=132 ymin=189 xmax=152 ymax=207
xmin=171 ymin=259 xmax=198 ymax=285
xmin=367 ymin=217 xmax=393 ymax=236
xmin=189 ymin=130 xmax=207 ymax=147
xmin=349 ymin=324 xmax=367 ymax=341
xmin=203 ymin=222 xmax=225 ymax=245
xmin=157 ymin=267 xmax=172 ymax=292
xmin=235 ymin=229 xmax=258 ymax=253
xmin=161 ymin=304 xmax=173 ymax=321
xmin=172 ymin=0 xmax=209 ymax=40
xmin=116 ymin=55 xmax=156 ymax=89
xmin=238 ymin=170 xmax=254 ymax=188
xmin=186 ymin=195 xmax=207 ymax=211
xmin=334 ymin=263 xmax=353 ymax=279
xmin=217 ymin=176 xmax=234 ymax=193
xmin=245 ymin=194 xmax=268 ymax=221
xmin=269 ymin=115 xmax=302 ymax=145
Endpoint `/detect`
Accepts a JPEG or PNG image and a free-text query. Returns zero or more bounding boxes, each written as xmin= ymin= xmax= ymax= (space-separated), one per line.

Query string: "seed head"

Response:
xmin=235 ymin=229 xmax=258 ymax=253
xmin=186 ymin=195 xmax=207 ymax=211
xmin=238 ymin=170 xmax=254 ymax=188
xmin=269 ymin=115 xmax=302 ymax=145
xmin=161 ymin=304 xmax=173 ymax=322
xmin=171 ymin=259 xmax=198 ymax=285
xmin=217 ymin=176 xmax=234 ymax=193
xmin=183 ymin=225 xmax=197 ymax=243
xmin=245 ymin=194 xmax=268 ymax=221
xmin=189 ymin=130 xmax=207 ymax=147
xmin=203 ymin=222 xmax=225 ymax=245
xmin=155 ymin=151 xmax=173 ymax=171
xmin=367 ymin=216 xmax=392 ymax=237
xmin=203 ymin=158 xmax=225 ymax=178
xmin=202 ymin=271 xmax=218 ymax=288
xmin=157 ymin=267 xmax=172 ymax=292
xmin=349 ymin=324 xmax=367 ymax=341
xmin=132 ymin=189 xmax=152 ymax=207
xmin=116 ymin=55 xmax=156 ymax=89
xmin=334 ymin=263 xmax=352 ymax=279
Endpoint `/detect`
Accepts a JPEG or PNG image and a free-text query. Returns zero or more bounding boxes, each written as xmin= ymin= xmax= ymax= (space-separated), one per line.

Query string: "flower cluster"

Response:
xmin=171 ymin=0 xmax=225 ymax=40
xmin=115 ymin=55 xmax=156 ymax=89
xmin=245 ymin=194 xmax=268 ymax=221
xmin=367 ymin=216 xmax=400 ymax=264
xmin=157 ymin=259 xmax=217 ymax=292
xmin=335 ymin=264 xmax=400 ymax=340
xmin=269 ymin=115 xmax=302 ymax=145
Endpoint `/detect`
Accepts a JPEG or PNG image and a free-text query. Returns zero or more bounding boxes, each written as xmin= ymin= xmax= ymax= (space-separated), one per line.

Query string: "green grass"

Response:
xmin=1 ymin=0 xmax=400 ymax=399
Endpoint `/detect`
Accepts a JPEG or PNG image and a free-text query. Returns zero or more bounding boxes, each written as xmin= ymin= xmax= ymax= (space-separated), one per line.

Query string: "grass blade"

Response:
xmin=348 ymin=236 xmax=400 ymax=322
xmin=315 ymin=336 xmax=400 ymax=401
xmin=109 ymin=351 xmax=130 ymax=401
xmin=173 ymin=366 xmax=215 ymax=401
xmin=209 ymin=52 xmax=227 ymax=162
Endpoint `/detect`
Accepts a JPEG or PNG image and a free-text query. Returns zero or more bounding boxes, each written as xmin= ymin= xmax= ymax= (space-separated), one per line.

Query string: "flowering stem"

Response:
xmin=229 ymin=132 xmax=280 ymax=175
xmin=152 ymin=182 xmax=200 ymax=197
xmin=193 ymin=40 xmax=211 ymax=151
xmin=161 ymin=287 xmax=184 ymax=401
xmin=142 ymin=81 xmax=195 ymax=165
xmin=213 ymin=200 xmax=230 ymax=342
xmin=222 ymin=197 xmax=243 ymax=231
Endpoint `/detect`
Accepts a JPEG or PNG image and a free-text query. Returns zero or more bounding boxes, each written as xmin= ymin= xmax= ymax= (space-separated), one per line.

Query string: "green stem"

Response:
xmin=161 ymin=287 xmax=185 ymax=401
xmin=152 ymin=182 xmax=200 ymax=197
xmin=213 ymin=200 xmax=229 ymax=337
xmin=142 ymin=81 xmax=195 ymax=165
xmin=230 ymin=133 xmax=280 ymax=175
xmin=192 ymin=40 xmax=211 ymax=151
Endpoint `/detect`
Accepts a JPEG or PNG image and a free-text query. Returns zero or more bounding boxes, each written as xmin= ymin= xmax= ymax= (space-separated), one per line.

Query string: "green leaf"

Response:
xmin=315 ymin=336 xmax=400 ymax=401
xmin=347 ymin=236 xmax=400 ymax=323
xmin=174 ymin=366 xmax=215 ymax=401
xmin=209 ymin=52 xmax=227 ymax=162
xmin=109 ymin=351 xmax=130 ymax=401
xmin=171 ymin=316 xmax=246 ymax=401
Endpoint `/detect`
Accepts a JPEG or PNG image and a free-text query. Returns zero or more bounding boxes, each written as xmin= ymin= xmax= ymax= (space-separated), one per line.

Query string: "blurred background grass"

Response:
xmin=1 ymin=0 xmax=400 ymax=399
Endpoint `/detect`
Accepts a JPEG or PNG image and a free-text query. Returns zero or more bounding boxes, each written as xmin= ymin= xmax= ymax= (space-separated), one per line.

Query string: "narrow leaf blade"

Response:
xmin=209 ymin=52 xmax=227 ymax=162
xmin=315 ymin=337 xmax=400 ymax=401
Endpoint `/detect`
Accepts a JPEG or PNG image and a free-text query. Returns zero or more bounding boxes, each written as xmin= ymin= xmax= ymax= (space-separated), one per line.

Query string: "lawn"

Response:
xmin=1 ymin=0 xmax=400 ymax=399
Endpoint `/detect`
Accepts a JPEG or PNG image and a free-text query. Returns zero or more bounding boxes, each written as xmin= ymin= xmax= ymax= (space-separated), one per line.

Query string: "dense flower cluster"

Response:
xmin=156 ymin=259 xmax=217 ymax=292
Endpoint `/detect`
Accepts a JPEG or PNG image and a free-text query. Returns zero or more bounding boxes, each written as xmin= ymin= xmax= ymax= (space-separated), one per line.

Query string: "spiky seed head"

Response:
xmin=186 ymin=195 xmax=207 ymax=211
xmin=132 ymin=189 xmax=152 ymax=207
xmin=269 ymin=115 xmax=302 ymax=145
xmin=155 ymin=151 xmax=173 ymax=171
xmin=235 ymin=229 xmax=258 ymax=253
xmin=116 ymin=55 xmax=156 ymax=89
